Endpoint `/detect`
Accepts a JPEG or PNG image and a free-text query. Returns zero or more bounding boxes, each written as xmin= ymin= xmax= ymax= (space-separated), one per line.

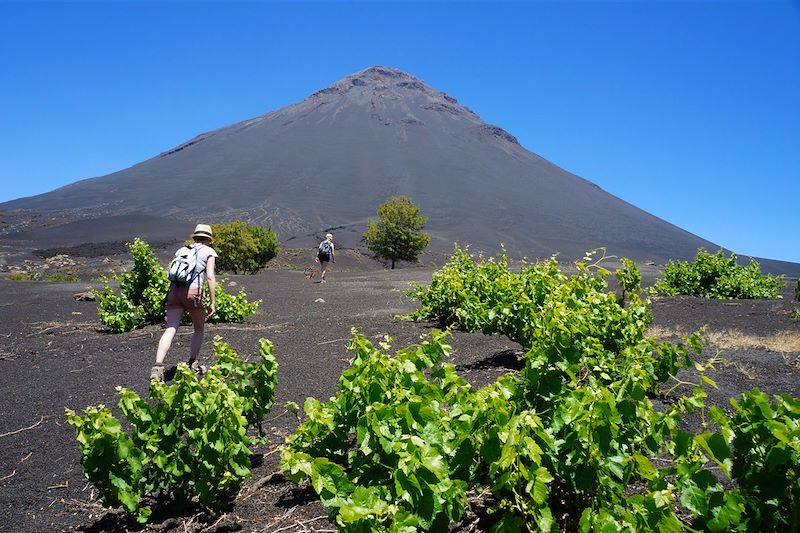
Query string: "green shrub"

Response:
xmin=66 ymin=337 xmax=278 ymax=523
xmin=650 ymin=249 xmax=784 ymax=299
xmin=96 ymin=287 xmax=143 ymax=333
xmin=285 ymin=250 xmax=716 ymax=531
xmin=7 ymin=272 xmax=33 ymax=281
xmin=710 ymin=390 xmax=800 ymax=532
xmin=281 ymin=330 xmax=469 ymax=531
xmin=45 ymin=272 xmax=80 ymax=282
xmin=96 ymin=238 xmax=260 ymax=332
xmin=280 ymin=247 xmax=798 ymax=531
xmin=96 ymin=238 xmax=170 ymax=332
xmin=616 ymin=257 xmax=641 ymax=304
xmin=211 ymin=220 xmax=280 ymax=274
xmin=7 ymin=271 xmax=79 ymax=282
xmin=210 ymin=284 xmax=261 ymax=323
xmin=795 ymin=278 xmax=799 ymax=301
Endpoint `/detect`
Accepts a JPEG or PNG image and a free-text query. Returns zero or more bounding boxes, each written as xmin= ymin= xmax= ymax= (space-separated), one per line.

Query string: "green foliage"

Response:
xmin=650 ymin=249 xmax=784 ymax=299
xmin=616 ymin=257 xmax=641 ymax=304
xmin=45 ymin=272 xmax=80 ymax=282
xmin=211 ymin=220 xmax=280 ymax=274
xmin=795 ymin=278 xmax=799 ymax=301
xmin=403 ymin=246 xmax=550 ymax=349
xmin=209 ymin=283 xmax=261 ymax=323
xmin=281 ymin=330 xmax=470 ymax=531
xmin=7 ymin=271 xmax=79 ymax=282
xmin=96 ymin=238 xmax=169 ymax=332
xmin=363 ymin=195 xmax=430 ymax=269
xmin=401 ymin=248 xmax=706 ymax=529
xmin=275 ymin=246 xmax=799 ymax=531
xmin=96 ymin=286 xmax=143 ymax=333
xmin=65 ymin=337 xmax=277 ymax=523
xmin=710 ymin=390 xmax=800 ymax=531
xmin=84 ymin=240 xmax=799 ymax=529
xmin=96 ymin=238 xmax=260 ymax=332
xmin=404 ymin=247 xmax=654 ymax=355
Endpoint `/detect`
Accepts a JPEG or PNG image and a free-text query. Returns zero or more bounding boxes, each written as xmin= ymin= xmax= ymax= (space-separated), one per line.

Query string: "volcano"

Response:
xmin=0 ymin=66 xmax=725 ymax=264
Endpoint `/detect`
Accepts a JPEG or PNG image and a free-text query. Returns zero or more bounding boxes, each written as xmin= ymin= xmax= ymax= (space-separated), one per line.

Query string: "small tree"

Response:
xmin=363 ymin=195 xmax=430 ymax=269
xmin=211 ymin=220 xmax=280 ymax=274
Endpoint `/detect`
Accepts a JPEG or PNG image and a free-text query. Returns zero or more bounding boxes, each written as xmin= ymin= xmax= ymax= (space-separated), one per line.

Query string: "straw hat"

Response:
xmin=191 ymin=224 xmax=214 ymax=242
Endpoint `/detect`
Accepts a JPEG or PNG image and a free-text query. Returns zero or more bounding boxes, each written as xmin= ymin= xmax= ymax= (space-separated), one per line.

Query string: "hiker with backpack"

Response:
xmin=150 ymin=224 xmax=218 ymax=382
xmin=315 ymin=233 xmax=335 ymax=283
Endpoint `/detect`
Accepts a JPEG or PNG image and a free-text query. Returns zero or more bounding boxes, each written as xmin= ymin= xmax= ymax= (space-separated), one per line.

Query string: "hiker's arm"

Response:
xmin=206 ymin=256 xmax=216 ymax=318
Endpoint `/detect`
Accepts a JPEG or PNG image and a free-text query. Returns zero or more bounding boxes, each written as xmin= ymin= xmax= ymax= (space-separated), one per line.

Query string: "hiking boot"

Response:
xmin=188 ymin=360 xmax=207 ymax=376
xmin=149 ymin=365 xmax=164 ymax=382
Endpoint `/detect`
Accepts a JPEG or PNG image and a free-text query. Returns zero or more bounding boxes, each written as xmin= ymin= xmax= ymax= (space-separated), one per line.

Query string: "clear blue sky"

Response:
xmin=1 ymin=0 xmax=798 ymax=262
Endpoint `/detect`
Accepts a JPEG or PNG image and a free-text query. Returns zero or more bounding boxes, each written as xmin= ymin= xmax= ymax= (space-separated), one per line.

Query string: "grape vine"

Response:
xmin=66 ymin=337 xmax=277 ymax=523
xmin=282 ymin=247 xmax=799 ymax=531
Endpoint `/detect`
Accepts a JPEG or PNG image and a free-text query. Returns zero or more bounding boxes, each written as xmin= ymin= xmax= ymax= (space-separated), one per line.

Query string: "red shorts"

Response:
xmin=166 ymin=285 xmax=204 ymax=313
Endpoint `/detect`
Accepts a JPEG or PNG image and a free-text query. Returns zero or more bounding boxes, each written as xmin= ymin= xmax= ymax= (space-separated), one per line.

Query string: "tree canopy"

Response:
xmin=363 ymin=196 xmax=430 ymax=269
xmin=211 ymin=220 xmax=280 ymax=274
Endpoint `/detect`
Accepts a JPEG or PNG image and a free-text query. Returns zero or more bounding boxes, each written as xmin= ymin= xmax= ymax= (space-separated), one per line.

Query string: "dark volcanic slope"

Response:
xmin=0 ymin=215 xmax=194 ymax=249
xmin=1 ymin=66 xmax=717 ymax=262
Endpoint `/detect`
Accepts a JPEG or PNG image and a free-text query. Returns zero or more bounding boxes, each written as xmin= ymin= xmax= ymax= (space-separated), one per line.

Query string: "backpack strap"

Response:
xmin=192 ymin=243 xmax=209 ymax=302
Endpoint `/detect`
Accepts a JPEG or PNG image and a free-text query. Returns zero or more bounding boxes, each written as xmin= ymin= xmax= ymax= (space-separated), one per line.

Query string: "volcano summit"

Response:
xmin=1 ymin=66 xmax=719 ymax=263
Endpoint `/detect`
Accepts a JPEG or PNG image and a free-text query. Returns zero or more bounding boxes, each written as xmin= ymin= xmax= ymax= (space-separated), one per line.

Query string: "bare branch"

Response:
xmin=265 ymin=515 xmax=330 ymax=533
xmin=0 ymin=416 xmax=46 ymax=438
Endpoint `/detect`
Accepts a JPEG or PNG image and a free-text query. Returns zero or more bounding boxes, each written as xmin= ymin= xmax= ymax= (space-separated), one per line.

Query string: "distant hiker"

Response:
xmin=315 ymin=233 xmax=335 ymax=283
xmin=150 ymin=224 xmax=218 ymax=382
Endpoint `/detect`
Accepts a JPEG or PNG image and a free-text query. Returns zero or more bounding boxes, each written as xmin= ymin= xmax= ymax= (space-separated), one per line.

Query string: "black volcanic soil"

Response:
xmin=0 ymin=260 xmax=798 ymax=532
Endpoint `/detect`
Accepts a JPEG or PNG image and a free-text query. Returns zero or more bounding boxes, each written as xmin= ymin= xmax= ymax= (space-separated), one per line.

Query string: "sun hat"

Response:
xmin=326 ymin=233 xmax=333 ymax=240
xmin=191 ymin=224 xmax=214 ymax=242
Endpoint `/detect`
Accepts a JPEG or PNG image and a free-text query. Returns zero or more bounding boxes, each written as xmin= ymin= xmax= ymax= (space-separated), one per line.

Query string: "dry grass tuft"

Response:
xmin=647 ymin=326 xmax=800 ymax=353
xmin=766 ymin=331 xmax=800 ymax=353
xmin=717 ymin=359 xmax=759 ymax=380
xmin=646 ymin=325 xmax=684 ymax=341
xmin=783 ymin=353 xmax=800 ymax=370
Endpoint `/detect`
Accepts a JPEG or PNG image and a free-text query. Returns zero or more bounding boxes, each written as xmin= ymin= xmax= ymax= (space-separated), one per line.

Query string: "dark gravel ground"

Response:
xmin=0 ymin=262 xmax=797 ymax=532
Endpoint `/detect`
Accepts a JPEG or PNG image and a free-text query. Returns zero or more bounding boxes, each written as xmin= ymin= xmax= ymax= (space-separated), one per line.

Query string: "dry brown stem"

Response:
xmin=263 ymin=514 xmax=330 ymax=533
xmin=0 ymin=415 xmax=45 ymax=438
